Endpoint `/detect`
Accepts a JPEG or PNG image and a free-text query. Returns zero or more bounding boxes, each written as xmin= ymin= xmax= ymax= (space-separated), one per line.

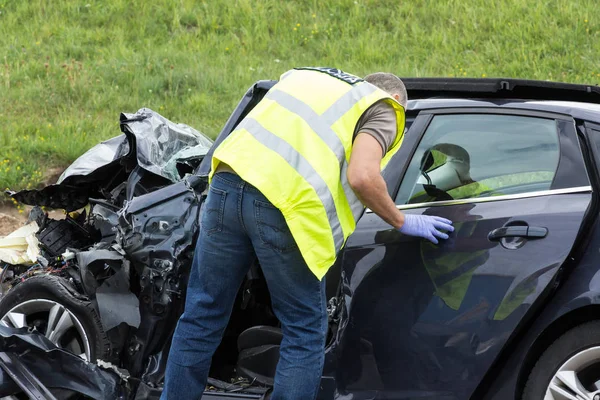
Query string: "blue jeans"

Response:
xmin=161 ymin=172 xmax=327 ymax=400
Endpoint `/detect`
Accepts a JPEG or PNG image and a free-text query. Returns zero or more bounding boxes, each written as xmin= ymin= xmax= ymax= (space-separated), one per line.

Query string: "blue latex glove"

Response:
xmin=398 ymin=214 xmax=454 ymax=244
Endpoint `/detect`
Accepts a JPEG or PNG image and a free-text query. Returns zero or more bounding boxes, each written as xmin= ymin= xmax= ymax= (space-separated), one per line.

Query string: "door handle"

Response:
xmin=488 ymin=226 xmax=548 ymax=241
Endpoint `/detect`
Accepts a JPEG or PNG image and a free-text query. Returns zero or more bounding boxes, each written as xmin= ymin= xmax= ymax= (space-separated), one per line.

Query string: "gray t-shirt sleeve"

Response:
xmin=353 ymin=100 xmax=398 ymax=156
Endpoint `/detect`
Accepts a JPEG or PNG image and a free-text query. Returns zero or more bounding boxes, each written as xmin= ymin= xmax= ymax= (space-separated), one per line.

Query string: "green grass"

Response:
xmin=1 ymin=0 xmax=599 ymax=199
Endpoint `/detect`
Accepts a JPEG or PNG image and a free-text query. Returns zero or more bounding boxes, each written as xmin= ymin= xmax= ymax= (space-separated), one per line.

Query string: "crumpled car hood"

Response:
xmin=59 ymin=108 xmax=213 ymax=184
xmin=7 ymin=108 xmax=213 ymax=211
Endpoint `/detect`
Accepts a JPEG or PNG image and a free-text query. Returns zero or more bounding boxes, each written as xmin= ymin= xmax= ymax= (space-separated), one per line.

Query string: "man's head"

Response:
xmin=364 ymin=72 xmax=408 ymax=109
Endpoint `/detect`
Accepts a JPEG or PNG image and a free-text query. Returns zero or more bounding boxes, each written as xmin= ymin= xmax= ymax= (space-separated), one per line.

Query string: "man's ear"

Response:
xmin=393 ymin=94 xmax=400 ymax=101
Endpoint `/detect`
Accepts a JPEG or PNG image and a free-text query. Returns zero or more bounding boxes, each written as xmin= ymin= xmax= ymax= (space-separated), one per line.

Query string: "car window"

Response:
xmin=395 ymin=114 xmax=560 ymax=205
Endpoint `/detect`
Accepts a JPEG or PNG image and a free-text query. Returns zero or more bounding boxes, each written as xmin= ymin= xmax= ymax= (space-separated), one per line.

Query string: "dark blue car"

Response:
xmin=1 ymin=78 xmax=600 ymax=400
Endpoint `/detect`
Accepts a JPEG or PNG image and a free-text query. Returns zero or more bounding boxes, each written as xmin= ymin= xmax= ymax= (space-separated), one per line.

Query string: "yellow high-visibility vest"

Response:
xmin=210 ymin=68 xmax=406 ymax=279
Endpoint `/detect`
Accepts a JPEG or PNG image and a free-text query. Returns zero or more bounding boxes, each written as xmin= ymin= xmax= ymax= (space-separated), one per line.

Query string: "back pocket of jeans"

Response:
xmin=202 ymin=186 xmax=227 ymax=235
xmin=254 ymin=200 xmax=298 ymax=253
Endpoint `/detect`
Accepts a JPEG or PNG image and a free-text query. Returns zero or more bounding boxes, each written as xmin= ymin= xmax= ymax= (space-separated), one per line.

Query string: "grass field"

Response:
xmin=1 ymin=0 xmax=599 ymax=204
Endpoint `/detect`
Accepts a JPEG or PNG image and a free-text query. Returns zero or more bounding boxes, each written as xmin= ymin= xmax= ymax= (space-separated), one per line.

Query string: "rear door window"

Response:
xmin=395 ymin=114 xmax=560 ymax=205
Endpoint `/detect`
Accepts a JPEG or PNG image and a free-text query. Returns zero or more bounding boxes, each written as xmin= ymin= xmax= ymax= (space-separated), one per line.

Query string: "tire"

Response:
xmin=522 ymin=320 xmax=600 ymax=399
xmin=0 ymin=275 xmax=114 ymax=364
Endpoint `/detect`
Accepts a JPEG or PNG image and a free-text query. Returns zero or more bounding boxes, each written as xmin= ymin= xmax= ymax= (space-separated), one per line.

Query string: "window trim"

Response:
xmin=420 ymin=107 xmax=573 ymax=120
xmin=366 ymin=185 xmax=592 ymax=213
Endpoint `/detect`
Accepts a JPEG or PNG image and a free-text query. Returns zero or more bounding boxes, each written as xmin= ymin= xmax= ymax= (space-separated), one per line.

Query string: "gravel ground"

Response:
xmin=0 ymin=206 xmax=64 ymax=237
xmin=0 ymin=209 xmax=24 ymax=237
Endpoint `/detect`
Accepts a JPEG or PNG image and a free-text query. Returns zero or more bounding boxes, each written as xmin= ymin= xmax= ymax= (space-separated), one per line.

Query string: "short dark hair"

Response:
xmin=364 ymin=72 xmax=407 ymax=108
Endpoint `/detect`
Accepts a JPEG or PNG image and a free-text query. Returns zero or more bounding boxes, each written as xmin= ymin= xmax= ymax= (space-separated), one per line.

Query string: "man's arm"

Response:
xmin=347 ymin=133 xmax=405 ymax=229
xmin=347 ymin=133 xmax=454 ymax=243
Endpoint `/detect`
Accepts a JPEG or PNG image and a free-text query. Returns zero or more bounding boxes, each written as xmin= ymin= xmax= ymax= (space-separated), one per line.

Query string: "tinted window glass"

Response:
xmin=395 ymin=114 xmax=560 ymax=205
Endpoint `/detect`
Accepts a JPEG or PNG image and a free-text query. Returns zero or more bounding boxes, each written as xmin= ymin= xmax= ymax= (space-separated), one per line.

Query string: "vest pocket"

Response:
xmin=254 ymin=200 xmax=298 ymax=253
xmin=203 ymin=186 xmax=227 ymax=235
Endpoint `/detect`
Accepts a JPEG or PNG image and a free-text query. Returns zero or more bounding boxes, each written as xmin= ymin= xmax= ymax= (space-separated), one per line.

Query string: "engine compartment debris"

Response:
xmin=0 ymin=104 xmax=292 ymax=399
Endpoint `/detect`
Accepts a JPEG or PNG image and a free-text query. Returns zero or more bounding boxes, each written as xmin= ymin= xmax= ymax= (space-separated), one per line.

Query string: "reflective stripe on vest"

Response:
xmin=264 ymin=86 xmax=381 ymax=226
xmin=210 ymin=69 xmax=405 ymax=279
xmin=237 ymin=117 xmax=346 ymax=252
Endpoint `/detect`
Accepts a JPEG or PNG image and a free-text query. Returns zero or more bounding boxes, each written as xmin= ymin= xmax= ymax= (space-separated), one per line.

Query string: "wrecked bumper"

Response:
xmin=0 ymin=326 xmax=269 ymax=399
xmin=0 ymin=326 xmax=126 ymax=399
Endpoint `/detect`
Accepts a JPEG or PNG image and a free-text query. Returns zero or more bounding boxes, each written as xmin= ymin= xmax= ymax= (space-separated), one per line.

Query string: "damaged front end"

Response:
xmin=115 ymin=174 xmax=206 ymax=382
xmin=0 ymin=108 xmax=213 ymax=398
xmin=0 ymin=88 xmax=295 ymax=399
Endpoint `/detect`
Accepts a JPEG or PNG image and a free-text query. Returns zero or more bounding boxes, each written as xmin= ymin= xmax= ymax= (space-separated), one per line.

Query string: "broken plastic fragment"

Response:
xmin=62 ymin=250 xmax=76 ymax=261
xmin=0 ymin=222 xmax=40 ymax=265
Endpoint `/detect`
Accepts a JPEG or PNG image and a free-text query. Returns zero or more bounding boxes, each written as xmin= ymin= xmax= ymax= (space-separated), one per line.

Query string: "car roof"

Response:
xmin=403 ymin=78 xmax=600 ymax=121
xmin=407 ymin=98 xmax=600 ymax=121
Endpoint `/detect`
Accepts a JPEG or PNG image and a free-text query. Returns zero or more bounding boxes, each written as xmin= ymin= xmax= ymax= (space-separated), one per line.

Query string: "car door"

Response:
xmin=332 ymin=108 xmax=592 ymax=400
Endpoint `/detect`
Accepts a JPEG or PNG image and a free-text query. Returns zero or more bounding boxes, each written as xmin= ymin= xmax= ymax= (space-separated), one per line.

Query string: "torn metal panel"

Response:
xmin=7 ymin=186 xmax=94 ymax=213
xmin=119 ymin=108 xmax=213 ymax=182
xmin=75 ymin=249 xmax=124 ymax=295
xmin=8 ymin=134 xmax=131 ymax=212
xmin=0 ymin=326 xmax=126 ymax=399
xmin=117 ymin=175 xmax=206 ymax=315
xmin=75 ymin=249 xmax=124 ymax=269
xmin=90 ymin=201 xmax=120 ymax=242
xmin=114 ymin=175 xmax=206 ymax=377
xmin=75 ymin=250 xmax=141 ymax=330
xmin=96 ymin=262 xmax=140 ymax=330
xmin=0 ymin=351 xmax=59 ymax=400
xmin=58 ymin=135 xmax=131 ymax=184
